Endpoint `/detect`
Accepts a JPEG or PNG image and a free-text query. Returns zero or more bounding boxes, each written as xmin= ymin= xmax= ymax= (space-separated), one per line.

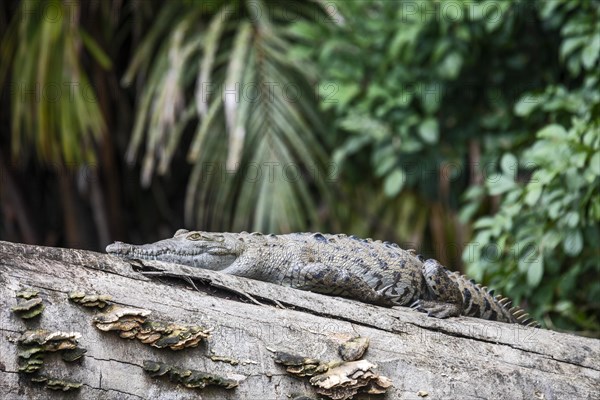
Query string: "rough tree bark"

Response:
xmin=0 ymin=240 xmax=598 ymax=399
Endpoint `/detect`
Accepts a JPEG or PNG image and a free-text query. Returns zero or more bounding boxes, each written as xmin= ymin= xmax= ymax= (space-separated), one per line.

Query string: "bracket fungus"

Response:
xmin=209 ymin=355 xmax=240 ymax=365
xmin=143 ymin=360 xmax=240 ymax=390
xmin=68 ymin=291 xmax=112 ymax=309
xmin=93 ymin=305 xmax=211 ymax=350
xmin=17 ymin=330 xmax=84 ymax=373
xmin=16 ymin=289 xmax=40 ymax=299
xmin=309 ymin=359 xmax=393 ymax=400
xmin=12 ymin=289 xmax=44 ymax=319
xmin=273 ymin=351 xmax=329 ymax=377
xmin=31 ymin=376 xmax=82 ymax=392
xmin=272 ymin=339 xmax=392 ymax=400
xmin=61 ymin=347 xmax=88 ymax=362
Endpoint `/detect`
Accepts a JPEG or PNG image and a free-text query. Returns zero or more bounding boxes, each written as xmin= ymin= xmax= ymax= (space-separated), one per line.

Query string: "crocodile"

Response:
xmin=106 ymin=230 xmax=538 ymax=327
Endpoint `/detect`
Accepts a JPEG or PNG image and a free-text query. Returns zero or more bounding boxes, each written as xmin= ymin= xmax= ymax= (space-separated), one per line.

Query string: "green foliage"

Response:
xmin=2 ymin=0 xmax=598 ymax=333
xmin=1 ymin=0 xmax=108 ymax=164
xmin=124 ymin=0 xmax=332 ymax=233
xmin=464 ymin=0 xmax=600 ymax=333
xmin=465 ymin=111 xmax=599 ymax=332
xmin=291 ymin=0 xmax=555 ymax=201
xmin=293 ymin=0 xmax=600 ymax=332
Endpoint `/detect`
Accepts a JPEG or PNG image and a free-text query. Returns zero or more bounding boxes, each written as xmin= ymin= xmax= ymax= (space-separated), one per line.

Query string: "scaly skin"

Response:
xmin=106 ymin=230 xmax=538 ymax=327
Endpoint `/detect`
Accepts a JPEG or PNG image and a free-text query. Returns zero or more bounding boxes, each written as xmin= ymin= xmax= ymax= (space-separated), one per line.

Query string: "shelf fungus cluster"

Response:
xmin=68 ymin=291 xmax=112 ymax=309
xmin=143 ymin=360 xmax=240 ymax=390
xmin=273 ymin=336 xmax=392 ymax=400
xmin=17 ymin=330 xmax=86 ymax=373
xmin=30 ymin=376 xmax=82 ymax=392
xmin=273 ymin=353 xmax=329 ymax=377
xmin=11 ymin=289 xmax=44 ymax=319
xmin=92 ymin=305 xmax=211 ymax=350
xmin=309 ymin=360 xmax=393 ymax=400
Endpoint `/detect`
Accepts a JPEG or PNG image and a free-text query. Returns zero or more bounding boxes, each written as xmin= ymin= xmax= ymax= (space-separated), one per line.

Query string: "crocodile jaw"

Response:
xmin=105 ymin=235 xmax=238 ymax=271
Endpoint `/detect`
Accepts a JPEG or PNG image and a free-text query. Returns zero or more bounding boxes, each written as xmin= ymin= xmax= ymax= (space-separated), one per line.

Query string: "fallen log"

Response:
xmin=0 ymin=240 xmax=598 ymax=399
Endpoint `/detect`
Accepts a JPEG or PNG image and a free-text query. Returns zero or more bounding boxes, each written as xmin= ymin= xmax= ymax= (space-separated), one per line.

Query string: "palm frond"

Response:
xmin=196 ymin=4 xmax=232 ymax=117
xmin=224 ymin=21 xmax=252 ymax=170
xmin=127 ymin=0 xmax=333 ymax=232
xmin=4 ymin=0 xmax=107 ymax=165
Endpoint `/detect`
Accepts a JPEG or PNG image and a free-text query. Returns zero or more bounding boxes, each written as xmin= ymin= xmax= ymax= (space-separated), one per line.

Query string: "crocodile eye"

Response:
xmin=187 ymin=232 xmax=203 ymax=241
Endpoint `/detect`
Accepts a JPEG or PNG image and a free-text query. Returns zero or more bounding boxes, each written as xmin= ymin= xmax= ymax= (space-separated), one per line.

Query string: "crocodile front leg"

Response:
xmin=287 ymin=262 xmax=407 ymax=306
xmin=412 ymin=259 xmax=463 ymax=318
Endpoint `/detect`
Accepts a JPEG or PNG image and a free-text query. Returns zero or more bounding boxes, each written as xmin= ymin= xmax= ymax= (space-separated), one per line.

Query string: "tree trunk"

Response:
xmin=0 ymin=240 xmax=598 ymax=399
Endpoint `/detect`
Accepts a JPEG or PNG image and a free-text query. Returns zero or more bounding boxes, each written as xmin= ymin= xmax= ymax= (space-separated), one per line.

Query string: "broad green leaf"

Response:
xmin=335 ymin=135 xmax=371 ymax=161
xmin=548 ymin=201 xmax=563 ymax=219
xmin=554 ymin=300 xmax=574 ymax=313
xmin=384 ymin=168 xmax=406 ymax=197
xmin=375 ymin=155 xmax=397 ymax=177
xmin=563 ymin=230 xmax=583 ymax=256
xmin=532 ymin=169 xmax=558 ymax=185
xmin=571 ymin=152 xmax=587 ymax=168
xmin=390 ymin=24 xmax=421 ymax=58
xmin=418 ymin=118 xmax=439 ymax=144
xmin=458 ymin=202 xmax=479 ymax=224
xmin=463 ymin=185 xmax=485 ymax=201
xmin=399 ymin=138 xmax=423 ymax=153
xmin=564 ymin=211 xmax=580 ymax=228
xmin=473 ymin=216 xmax=495 ymax=229
xmin=487 ymin=174 xmax=516 ymax=195
xmin=336 ymin=84 xmax=360 ymax=108
xmin=526 ymin=254 xmax=544 ymax=288
xmin=560 ymin=36 xmax=586 ymax=62
xmin=525 ymin=184 xmax=543 ymax=205
xmin=421 ymin=83 xmax=441 ymax=114
xmin=581 ymin=34 xmax=600 ymax=69
xmin=542 ymin=230 xmax=562 ymax=250
xmin=439 ymin=52 xmax=463 ymax=79
xmin=590 ymin=152 xmax=600 ymax=176
xmin=500 ymin=153 xmax=517 ymax=178
xmin=514 ymin=95 xmax=538 ymax=116
xmin=485 ymin=10 xmax=504 ymax=32
xmin=537 ymin=124 xmax=568 ymax=140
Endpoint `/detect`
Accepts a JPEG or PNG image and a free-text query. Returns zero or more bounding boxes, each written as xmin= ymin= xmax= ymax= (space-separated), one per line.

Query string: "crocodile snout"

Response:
xmin=106 ymin=241 xmax=128 ymax=255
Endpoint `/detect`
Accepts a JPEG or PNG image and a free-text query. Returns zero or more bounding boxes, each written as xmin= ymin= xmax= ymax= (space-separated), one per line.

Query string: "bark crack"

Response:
xmin=79 ymin=382 xmax=146 ymax=399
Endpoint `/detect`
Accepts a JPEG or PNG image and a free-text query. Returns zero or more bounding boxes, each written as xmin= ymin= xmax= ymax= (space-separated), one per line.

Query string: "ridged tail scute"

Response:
xmin=449 ymin=272 xmax=539 ymax=327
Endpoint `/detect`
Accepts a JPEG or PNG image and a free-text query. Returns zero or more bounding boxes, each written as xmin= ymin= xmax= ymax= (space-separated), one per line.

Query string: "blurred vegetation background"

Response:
xmin=0 ymin=0 xmax=598 ymax=334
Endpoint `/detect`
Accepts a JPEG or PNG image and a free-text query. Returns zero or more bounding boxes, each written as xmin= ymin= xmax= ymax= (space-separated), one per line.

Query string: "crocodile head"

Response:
xmin=106 ymin=229 xmax=243 ymax=270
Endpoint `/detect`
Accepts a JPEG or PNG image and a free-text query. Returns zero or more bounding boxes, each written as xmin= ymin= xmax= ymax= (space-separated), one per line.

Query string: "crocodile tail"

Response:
xmin=448 ymin=272 xmax=539 ymax=327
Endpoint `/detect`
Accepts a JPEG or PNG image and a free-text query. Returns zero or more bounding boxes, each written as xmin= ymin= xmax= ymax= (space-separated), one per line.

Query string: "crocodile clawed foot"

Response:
xmin=410 ymin=300 xmax=427 ymax=313
xmin=409 ymin=299 xmax=461 ymax=319
xmin=376 ymin=284 xmax=404 ymax=305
